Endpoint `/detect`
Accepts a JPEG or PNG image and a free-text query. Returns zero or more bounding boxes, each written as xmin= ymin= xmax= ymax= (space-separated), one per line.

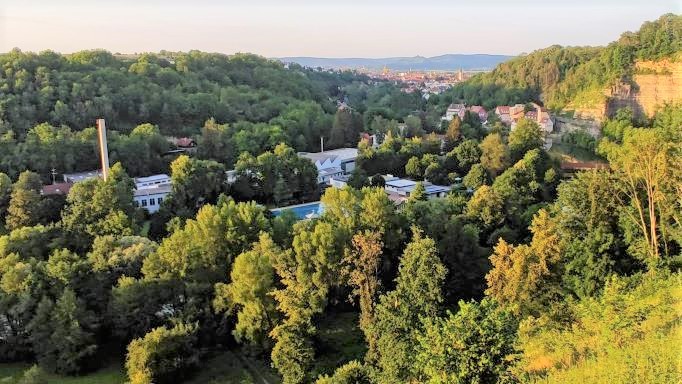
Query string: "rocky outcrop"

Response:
xmin=571 ymin=58 xmax=682 ymax=121
xmin=607 ymin=59 xmax=682 ymax=118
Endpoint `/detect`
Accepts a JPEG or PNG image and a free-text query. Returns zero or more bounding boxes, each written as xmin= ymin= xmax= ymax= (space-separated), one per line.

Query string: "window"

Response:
xmin=150 ymin=199 xmax=155 ymax=206
xmin=141 ymin=199 xmax=147 ymax=207
xmin=133 ymin=201 xmax=139 ymax=207
xmin=158 ymin=197 xmax=163 ymax=204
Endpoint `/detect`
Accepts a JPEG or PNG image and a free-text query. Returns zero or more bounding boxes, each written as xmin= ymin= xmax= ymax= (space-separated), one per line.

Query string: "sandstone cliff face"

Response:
xmin=607 ymin=59 xmax=682 ymax=118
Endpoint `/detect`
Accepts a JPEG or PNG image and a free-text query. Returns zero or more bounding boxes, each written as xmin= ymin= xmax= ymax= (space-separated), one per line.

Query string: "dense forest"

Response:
xmin=446 ymin=13 xmax=682 ymax=111
xmin=0 ymin=13 xmax=681 ymax=384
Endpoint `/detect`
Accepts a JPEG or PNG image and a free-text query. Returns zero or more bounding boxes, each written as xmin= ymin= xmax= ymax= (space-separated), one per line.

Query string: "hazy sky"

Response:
xmin=1 ymin=0 xmax=679 ymax=57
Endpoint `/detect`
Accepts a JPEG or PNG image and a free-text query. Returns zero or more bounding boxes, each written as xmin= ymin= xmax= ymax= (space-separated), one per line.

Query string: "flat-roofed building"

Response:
xmin=134 ymin=174 xmax=171 ymax=189
xmin=133 ymin=184 xmax=171 ymax=214
xmin=63 ymin=170 xmax=102 ymax=184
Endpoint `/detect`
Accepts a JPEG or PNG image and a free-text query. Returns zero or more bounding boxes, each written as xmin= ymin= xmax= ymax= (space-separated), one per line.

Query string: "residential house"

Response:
xmin=469 ymin=106 xmax=488 ymax=122
xmin=299 ymin=148 xmax=358 ymax=185
xmin=494 ymin=106 xmax=512 ymax=124
xmin=443 ymin=103 xmax=466 ymax=121
xmin=41 ymin=182 xmax=73 ymax=196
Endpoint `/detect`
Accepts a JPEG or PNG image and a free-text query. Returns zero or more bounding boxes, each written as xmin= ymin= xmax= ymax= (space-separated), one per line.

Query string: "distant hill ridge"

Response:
xmin=278 ymin=54 xmax=513 ymax=71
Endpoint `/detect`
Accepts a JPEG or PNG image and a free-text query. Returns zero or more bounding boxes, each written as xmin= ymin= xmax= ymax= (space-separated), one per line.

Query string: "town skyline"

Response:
xmin=1 ymin=0 xmax=679 ymax=57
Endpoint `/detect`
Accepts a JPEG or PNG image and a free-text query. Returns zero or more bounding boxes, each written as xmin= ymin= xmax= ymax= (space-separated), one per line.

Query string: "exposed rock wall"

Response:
xmin=607 ymin=59 xmax=682 ymax=118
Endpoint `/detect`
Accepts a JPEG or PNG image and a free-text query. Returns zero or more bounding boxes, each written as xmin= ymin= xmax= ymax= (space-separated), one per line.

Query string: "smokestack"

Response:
xmin=320 ymin=136 xmax=324 ymax=153
xmin=96 ymin=119 xmax=110 ymax=181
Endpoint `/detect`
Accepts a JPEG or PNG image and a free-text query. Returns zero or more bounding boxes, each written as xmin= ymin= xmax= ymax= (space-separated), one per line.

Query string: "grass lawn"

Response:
xmin=0 ymin=350 xmax=279 ymax=384
xmin=310 ymin=311 xmax=366 ymax=379
xmin=549 ymin=143 xmax=604 ymax=162
xmin=0 ymin=362 xmax=125 ymax=384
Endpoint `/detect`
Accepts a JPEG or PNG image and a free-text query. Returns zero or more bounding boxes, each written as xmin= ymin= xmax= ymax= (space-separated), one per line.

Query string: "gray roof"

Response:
xmin=299 ymin=148 xmax=358 ymax=164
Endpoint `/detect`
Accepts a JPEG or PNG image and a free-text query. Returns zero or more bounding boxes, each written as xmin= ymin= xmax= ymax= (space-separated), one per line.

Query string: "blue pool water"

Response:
xmin=271 ymin=202 xmax=323 ymax=219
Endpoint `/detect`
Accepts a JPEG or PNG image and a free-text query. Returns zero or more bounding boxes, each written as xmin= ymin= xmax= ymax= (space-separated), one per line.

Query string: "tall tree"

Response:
xmin=508 ymin=118 xmax=543 ymax=161
xmin=342 ymin=231 xmax=383 ymax=356
xmin=370 ymin=229 xmax=446 ymax=381
xmin=213 ymin=233 xmax=280 ymax=349
xmin=599 ymin=127 xmax=681 ymax=268
xmin=6 ymin=171 xmax=44 ymax=230
xmin=479 ymin=133 xmax=509 ymax=177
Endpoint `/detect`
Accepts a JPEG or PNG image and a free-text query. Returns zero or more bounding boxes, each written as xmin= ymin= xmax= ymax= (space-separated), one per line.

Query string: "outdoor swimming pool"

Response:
xmin=271 ymin=201 xmax=323 ymax=219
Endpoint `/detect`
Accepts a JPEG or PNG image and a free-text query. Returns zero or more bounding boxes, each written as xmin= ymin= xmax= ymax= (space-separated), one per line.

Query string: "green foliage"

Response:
xmin=233 ymin=143 xmax=318 ymax=205
xmin=453 ymin=139 xmax=482 ymax=173
xmin=315 ymin=360 xmax=371 ymax=384
xmin=28 ymin=289 xmax=98 ymax=375
xmin=213 ymin=233 xmax=280 ymax=348
xmin=125 ymin=322 xmax=199 ymax=384
xmin=479 ymin=133 xmax=509 ymax=177
xmin=166 ymin=155 xmax=227 ymax=218
xmin=508 ymin=118 xmax=544 ymax=161
xmin=370 ymin=229 xmax=446 ymax=383
xmin=17 ymin=365 xmax=48 ymax=384
xmin=518 ymin=272 xmax=681 ymax=383
xmin=6 ymin=172 xmax=45 ymax=230
xmin=415 ymin=299 xmax=518 ymax=384
xmin=0 ymin=173 xmax=11 ymax=222
xmin=463 ymin=163 xmax=488 ymax=190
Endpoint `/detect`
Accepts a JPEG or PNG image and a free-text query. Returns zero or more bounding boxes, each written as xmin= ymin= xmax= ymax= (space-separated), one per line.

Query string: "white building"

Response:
xmin=299 ymin=148 xmax=358 ymax=185
xmin=133 ymin=174 xmax=172 ymax=214
xmin=134 ymin=174 xmax=171 ymax=189
xmin=384 ymin=176 xmax=452 ymax=200
xmin=133 ymin=184 xmax=171 ymax=214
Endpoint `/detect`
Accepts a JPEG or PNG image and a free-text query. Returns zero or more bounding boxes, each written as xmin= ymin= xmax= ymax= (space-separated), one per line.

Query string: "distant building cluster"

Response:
xmin=494 ymin=102 xmax=554 ymax=134
xmin=443 ymin=103 xmax=488 ymax=123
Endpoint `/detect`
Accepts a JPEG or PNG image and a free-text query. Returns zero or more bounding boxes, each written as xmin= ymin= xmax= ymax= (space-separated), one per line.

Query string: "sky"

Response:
xmin=1 ymin=0 xmax=679 ymax=58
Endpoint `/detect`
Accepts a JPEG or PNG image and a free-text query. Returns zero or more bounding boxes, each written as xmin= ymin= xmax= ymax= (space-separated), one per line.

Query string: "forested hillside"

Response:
xmin=448 ymin=14 xmax=682 ymax=112
xmin=0 ymin=50 xmax=353 ymax=136
xmin=0 ymin=13 xmax=680 ymax=384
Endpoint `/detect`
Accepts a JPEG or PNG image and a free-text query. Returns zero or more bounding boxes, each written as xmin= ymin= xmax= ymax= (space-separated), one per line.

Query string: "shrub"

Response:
xmin=125 ymin=322 xmax=199 ymax=384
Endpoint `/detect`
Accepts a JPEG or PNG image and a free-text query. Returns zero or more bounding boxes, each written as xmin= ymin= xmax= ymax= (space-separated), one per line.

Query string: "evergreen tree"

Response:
xmin=370 ymin=229 xmax=446 ymax=382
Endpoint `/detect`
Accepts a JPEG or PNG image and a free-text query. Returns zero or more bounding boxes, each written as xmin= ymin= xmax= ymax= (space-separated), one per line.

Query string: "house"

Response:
xmin=509 ymin=104 xmax=526 ymax=121
xmin=443 ymin=103 xmax=466 ymax=121
xmin=494 ymin=106 xmax=512 ymax=124
xmin=299 ymin=148 xmax=358 ymax=185
xmin=469 ymin=106 xmax=487 ymax=122
xmin=63 ymin=170 xmax=102 ymax=184
xmin=134 ymin=174 xmax=171 ymax=189
xmin=41 ymin=182 xmax=73 ymax=196
xmin=133 ymin=184 xmax=171 ymax=214
xmin=510 ymin=105 xmax=555 ymax=134
xmin=166 ymin=137 xmax=197 ymax=153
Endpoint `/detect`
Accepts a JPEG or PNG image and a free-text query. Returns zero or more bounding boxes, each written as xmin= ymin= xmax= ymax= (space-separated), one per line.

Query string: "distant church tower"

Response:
xmin=457 ymin=68 xmax=464 ymax=82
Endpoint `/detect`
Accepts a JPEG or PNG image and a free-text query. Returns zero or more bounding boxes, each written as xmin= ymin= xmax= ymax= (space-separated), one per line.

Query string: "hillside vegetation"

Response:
xmin=448 ymin=14 xmax=682 ymax=113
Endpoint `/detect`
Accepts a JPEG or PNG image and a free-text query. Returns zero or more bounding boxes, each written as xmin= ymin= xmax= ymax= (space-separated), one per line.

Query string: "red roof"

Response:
xmin=496 ymin=106 xmax=510 ymax=114
xmin=176 ymin=137 xmax=196 ymax=147
xmin=41 ymin=182 xmax=73 ymax=196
